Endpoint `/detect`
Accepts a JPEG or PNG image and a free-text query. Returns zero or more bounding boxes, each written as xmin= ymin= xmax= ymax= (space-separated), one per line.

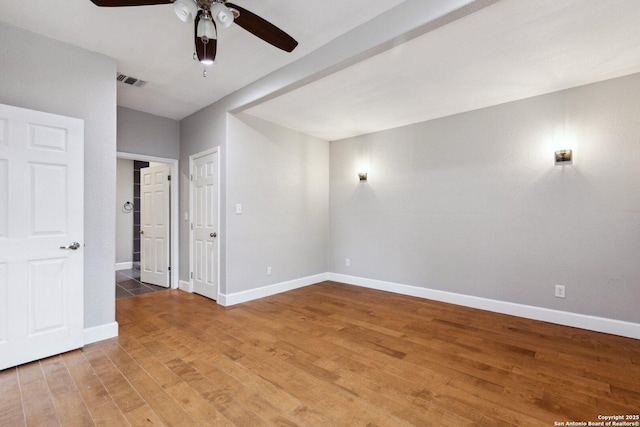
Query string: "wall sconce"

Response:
xmin=358 ymin=172 xmax=368 ymax=181
xmin=555 ymin=149 xmax=572 ymax=165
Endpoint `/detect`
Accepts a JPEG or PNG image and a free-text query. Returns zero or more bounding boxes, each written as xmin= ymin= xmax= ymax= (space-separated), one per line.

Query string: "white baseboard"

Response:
xmin=84 ymin=321 xmax=118 ymax=345
xmin=115 ymin=262 xmax=133 ymax=271
xmin=179 ymin=280 xmax=193 ymax=293
xmin=328 ymin=273 xmax=640 ymax=340
xmin=219 ymin=273 xmax=329 ymax=306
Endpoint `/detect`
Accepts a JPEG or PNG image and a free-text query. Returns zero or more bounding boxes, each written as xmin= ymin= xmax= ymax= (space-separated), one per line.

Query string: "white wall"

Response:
xmin=330 ymin=72 xmax=640 ymax=324
xmin=226 ymin=114 xmax=329 ymax=293
xmin=0 ymin=21 xmax=117 ymax=329
xmin=116 ymin=159 xmax=133 ymax=264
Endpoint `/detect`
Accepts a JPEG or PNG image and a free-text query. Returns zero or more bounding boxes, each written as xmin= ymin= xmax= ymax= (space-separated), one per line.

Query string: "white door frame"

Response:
xmin=189 ymin=147 xmax=220 ymax=298
xmin=117 ymin=152 xmax=179 ymax=289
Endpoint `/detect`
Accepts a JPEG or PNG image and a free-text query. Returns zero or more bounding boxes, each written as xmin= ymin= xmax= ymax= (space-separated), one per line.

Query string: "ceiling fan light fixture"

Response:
xmin=197 ymin=13 xmax=217 ymax=41
xmin=210 ymin=2 xmax=234 ymax=28
xmin=173 ymin=0 xmax=197 ymax=23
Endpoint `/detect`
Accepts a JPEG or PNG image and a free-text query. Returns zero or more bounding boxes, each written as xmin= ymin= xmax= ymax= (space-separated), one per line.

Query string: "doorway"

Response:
xmin=116 ymin=152 xmax=179 ymax=294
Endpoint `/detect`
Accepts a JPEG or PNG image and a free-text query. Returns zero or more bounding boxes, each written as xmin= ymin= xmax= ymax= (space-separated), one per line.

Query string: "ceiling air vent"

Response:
xmin=116 ymin=73 xmax=147 ymax=88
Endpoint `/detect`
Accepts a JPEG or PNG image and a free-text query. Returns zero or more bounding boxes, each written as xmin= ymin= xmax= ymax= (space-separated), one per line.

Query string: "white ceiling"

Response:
xmin=0 ymin=0 xmax=406 ymax=120
xmin=245 ymin=0 xmax=640 ymax=141
xmin=2 ymin=0 xmax=640 ymax=142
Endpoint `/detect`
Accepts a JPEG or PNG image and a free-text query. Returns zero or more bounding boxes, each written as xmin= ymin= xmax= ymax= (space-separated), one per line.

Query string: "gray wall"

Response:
xmin=179 ymin=107 xmax=330 ymax=295
xmin=179 ymin=102 xmax=229 ymax=290
xmin=330 ymin=72 xmax=640 ymax=324
xmin=116 ymin=159 xmax=133 ymax=264
xmin=226 ymin=114 xmax=329 ymax=293
xmin=117 ymin=106 xmax=180 ymax=159
xmin=176 ymin=0 xmax=476 ymax=291
xmin=0 ymin=21 xmax=117 ymax=329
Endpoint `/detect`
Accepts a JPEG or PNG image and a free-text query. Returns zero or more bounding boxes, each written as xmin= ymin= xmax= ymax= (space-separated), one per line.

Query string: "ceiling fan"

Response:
xmin=89 ymin=0 xmax=298 ymax=76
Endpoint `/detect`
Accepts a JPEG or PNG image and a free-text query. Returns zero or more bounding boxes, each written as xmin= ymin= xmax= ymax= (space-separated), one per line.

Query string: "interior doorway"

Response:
xmin=116 ymin=152 xmax=179 ymax=292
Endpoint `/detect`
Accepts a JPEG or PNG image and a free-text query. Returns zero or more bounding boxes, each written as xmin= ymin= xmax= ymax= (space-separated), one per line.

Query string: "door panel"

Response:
xmin=28 ymin=258 xmax=67 ymax=334
xmin=28 ymin=123 xmax=68 ymax=151
xmin=0 ymin=159 xmax=7 ymax=238
xmin=0 ymin=103 xmax=84 ymax=371
xmin=191 ymin=149 xmax=219 ymax=301
xmin=140 ymin=164 xmax=170 ymax=288
xmin=0 ymin=263 xmax=7 ymax=343
xmin=30 ymin=163 xmax=68 ymax=235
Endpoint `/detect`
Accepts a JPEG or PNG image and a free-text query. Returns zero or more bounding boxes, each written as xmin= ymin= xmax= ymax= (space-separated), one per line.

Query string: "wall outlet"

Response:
xmin=555 ymin=284 xmax=565 ymax=298
xmin=235 ymin=204 xmax=242 ymax=214
xmin=267 ymin=266 xmax=272 ymax=275
xmin=345 ymin=258 xmax=350 ymax=267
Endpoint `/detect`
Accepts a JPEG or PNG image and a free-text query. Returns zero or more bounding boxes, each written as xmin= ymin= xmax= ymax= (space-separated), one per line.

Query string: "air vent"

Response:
xmin=116 ymin=73 xmax=147 ymax=88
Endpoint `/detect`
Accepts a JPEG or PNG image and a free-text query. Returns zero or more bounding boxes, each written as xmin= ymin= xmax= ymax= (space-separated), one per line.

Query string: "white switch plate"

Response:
xmin=345 ymin=258 xmax=350 ymax=267
xmin=184 ymin=211 xmax=189 ymax=221
xmin=267 ymin=266 xmax=272 ymax=275
xmin=555 ymin=285 xmax=565 ymax=298
xmin=235 ymin=204 xmax=242 ymax=214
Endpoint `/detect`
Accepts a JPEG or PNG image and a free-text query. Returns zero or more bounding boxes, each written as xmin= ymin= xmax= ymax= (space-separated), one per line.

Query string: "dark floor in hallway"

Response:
xmin=115 ymin=268 xmax=169 ymax=299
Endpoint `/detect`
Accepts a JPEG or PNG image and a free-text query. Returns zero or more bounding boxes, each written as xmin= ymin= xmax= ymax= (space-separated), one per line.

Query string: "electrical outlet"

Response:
xmin=555 ymin=285 xmax=565 ymax=298
xmin=267 ymin=266 xmax=272 ymax=275
xmin=345 ymin=258 xmax=350 ymax=267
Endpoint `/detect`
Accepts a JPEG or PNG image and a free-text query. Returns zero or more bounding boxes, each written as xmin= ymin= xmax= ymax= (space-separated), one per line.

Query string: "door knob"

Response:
xmin=60 ymin=242 xmax=80 ymax=250
xmin=210 ymin=232 xmax=217 ymax=238
xmin=140 ymin=230 xmax=144 ymax=235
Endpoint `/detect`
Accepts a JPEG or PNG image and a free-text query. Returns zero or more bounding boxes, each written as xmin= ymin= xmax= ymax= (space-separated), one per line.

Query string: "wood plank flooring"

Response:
xmin=2 ymin=281 xmax=639 ymax=426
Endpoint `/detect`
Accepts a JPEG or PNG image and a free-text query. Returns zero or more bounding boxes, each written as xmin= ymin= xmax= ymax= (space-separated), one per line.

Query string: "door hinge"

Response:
xmin=190 ymin=272 xmax=193 ymax=279
xmin=190 ymin=174 xmax=193 ymax=181
xmin=168 ymin=266 xmax=171 ymax=271
xmin=168 ymin=175 xmax=171 ymax=181
xmin=190 ymin=223 xmax=194 ymax=230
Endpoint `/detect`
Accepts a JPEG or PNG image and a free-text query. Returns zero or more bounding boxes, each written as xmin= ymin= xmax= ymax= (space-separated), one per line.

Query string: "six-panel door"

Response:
xmin=0 ymin=103 xmax=84 ymax=371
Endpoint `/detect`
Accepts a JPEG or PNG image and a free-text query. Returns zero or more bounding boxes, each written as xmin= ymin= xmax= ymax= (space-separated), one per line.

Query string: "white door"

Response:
xmin=0 ymin=103 xmax=84 ymax=371
xmin=140 ymin=164 xmax=170 ymax=288
xmin=191 ymin=149 xmax=219 ymax=300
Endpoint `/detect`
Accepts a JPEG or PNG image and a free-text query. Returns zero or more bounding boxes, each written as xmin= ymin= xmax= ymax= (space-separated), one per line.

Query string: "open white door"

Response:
xmin=140 ymin=164 xmax=170 ymax=288
xmin=191 ymin=149 xmax=219 ymax=300
xmin=0 ymin=103 xmax=84 ymax=370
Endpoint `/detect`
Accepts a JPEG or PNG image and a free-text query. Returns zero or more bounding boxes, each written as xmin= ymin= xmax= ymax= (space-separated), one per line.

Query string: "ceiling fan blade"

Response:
xmin=89 ymin=0 xmax=171 ymax=6
xmin=194 ymin=11 xmax=217 ymax=64
xmin=225 ymin=3 xmax=298 ymax=53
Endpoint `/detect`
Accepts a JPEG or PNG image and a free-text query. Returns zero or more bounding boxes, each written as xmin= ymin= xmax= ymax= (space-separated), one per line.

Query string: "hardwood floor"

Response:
xmin=2 ymin=281 xmax=639 ymax=426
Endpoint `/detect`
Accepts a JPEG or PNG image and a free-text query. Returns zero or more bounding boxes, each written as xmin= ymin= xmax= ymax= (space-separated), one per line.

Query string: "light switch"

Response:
xmin=235 ymin=204 xmax=242 ymax=214
xmin=184 ymin=211 xmax=189 ymax=221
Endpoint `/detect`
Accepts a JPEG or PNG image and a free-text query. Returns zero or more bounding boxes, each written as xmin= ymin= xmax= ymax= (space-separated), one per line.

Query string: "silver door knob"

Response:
xmin=60 ymin=242 xmax=80 ymax=250
xmin=210 ymin=232 xmax=217 ymax=238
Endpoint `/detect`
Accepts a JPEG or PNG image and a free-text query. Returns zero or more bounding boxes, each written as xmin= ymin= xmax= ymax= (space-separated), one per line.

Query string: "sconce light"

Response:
xmin=358 ymin=172 xmax=368 ymax=181
xmin=555 ymin=149 xmax=572 ymax=165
